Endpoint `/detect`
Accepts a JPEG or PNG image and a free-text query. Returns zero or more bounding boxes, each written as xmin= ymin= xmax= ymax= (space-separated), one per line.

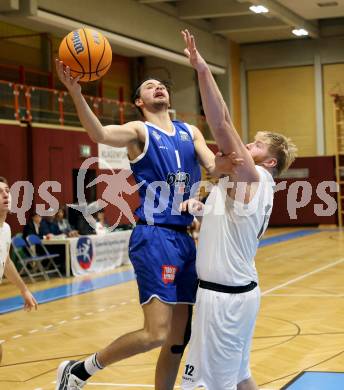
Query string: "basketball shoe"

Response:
xmin=56 ymin=360 xmax=86 ymax=390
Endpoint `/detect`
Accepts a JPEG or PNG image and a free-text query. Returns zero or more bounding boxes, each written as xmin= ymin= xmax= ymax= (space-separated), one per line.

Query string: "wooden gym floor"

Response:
xmin=0 ymin=227 xmax=343 ymax=390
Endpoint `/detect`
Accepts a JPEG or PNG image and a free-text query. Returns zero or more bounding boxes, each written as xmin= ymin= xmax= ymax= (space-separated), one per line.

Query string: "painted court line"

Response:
xmin=44 ymin=324 xmax=53 ymax=329
xmin=2 ymin=301 xmax=132 ymax=344
xmin=262 ymin=257 xmax=344 ymax=296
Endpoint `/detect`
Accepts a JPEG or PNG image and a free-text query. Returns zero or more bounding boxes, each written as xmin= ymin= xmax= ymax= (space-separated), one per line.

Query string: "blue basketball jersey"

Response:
xmin=130 ymin=120 xmax=201 ymax=226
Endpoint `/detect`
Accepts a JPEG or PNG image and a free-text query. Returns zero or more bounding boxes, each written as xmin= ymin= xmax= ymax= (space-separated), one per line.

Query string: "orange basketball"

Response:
xmin=59 ymin=28 xmax=112 ymax=82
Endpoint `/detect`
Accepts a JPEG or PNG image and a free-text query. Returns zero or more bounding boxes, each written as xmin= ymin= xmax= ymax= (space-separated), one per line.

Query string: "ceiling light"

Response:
xmin=249 ymin=5 xmax=269 ymax=14
xmin=292 ymin=28 xmax=309 ymax=37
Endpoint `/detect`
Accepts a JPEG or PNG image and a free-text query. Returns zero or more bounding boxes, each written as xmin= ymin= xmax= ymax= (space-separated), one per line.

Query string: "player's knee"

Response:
xmin=151 ymin=327 xmax=169 ymax=345
xmin=144 ymin=326 xmax=169 ymax=349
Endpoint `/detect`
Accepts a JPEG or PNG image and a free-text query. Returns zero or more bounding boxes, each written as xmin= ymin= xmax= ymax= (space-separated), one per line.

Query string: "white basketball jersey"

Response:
xmin=0 ymin=222 xmax=11 ymax=281
xmin=197 ymin=165 xmax=275 ymax=286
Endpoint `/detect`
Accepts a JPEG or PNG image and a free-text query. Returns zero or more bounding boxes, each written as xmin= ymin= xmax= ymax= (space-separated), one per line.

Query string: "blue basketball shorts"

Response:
xmin=129 ymin=224 xmax=198 ymax=305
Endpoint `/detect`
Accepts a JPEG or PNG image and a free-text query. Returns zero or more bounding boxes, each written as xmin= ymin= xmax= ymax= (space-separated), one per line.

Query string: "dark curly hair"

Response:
xmin=131 ymin=77 xmax=171 ymax=116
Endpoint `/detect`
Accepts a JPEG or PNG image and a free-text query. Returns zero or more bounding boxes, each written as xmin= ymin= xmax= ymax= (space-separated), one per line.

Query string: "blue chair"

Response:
xmin=11 ymin=236 xmax=50 ymax=283
xmin=26 ymin=234 xmax=63 ymax=279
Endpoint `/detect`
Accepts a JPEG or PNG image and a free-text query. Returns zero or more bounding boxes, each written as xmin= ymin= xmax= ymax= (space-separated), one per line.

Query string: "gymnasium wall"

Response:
xmin=270 ymin=156 xmax=337 ymax=226
xmin=240 ymin=36 xmax=344 ymax=157
xmin=0 ymin=121 xmax=140 ymax=234
xmin=323 ymin=63 xmax=344 ymax=155
xmin=0 ymin=122 xmax=28 ymax=187
xmin=102 ymin=54 xmax=133 ymax=101
xmin=247 ymin=66 xmax=317 ymax=157
xmin=0 ymin=22 xmax=42 ymax=69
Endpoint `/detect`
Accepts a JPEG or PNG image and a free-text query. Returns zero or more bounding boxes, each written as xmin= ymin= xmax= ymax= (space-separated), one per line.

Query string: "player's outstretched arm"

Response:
xmin=4 ymin=257 xmax=38 ymax=311
xmin=182 ymin=30 xmax=258 ymax=182
xmin=55 ymin=59 xmax=142 ymax=148
xmin=179 ymin=199 xmax=204 ymax=222
xmin=192 ymin=125 xmax=243 ymax=177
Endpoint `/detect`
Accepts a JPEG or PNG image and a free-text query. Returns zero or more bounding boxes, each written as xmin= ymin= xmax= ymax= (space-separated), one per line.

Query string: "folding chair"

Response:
xmin=26 ymin=234 xmax=63 ymax=279
xmin=11 ymin=236 xmax=50 ymax=283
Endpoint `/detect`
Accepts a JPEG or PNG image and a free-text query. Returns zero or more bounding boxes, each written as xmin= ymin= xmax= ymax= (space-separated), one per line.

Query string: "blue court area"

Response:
xmin=0 ymin=269 xmax=136 ymax=314
xmin=0 ymin=229 xmax=322 ymax=314
xmin=258 ymin=229 xmax=319 ymax=247
xmin=282 ymin=371 xmax=344 ymax=389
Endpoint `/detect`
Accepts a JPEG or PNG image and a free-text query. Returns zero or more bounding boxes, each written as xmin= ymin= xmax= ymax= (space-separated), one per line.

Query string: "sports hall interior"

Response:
xmin=0 ymin=1 xmax=344 ymax=389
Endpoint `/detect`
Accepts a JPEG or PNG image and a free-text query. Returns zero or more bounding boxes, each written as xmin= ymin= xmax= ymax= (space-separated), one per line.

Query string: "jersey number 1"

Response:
xmin=175 ymin=150 xmax=181 ymax=169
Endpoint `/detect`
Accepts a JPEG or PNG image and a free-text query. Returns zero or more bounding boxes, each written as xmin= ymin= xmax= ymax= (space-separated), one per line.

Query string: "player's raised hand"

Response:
xmin=179 ymin=198 xmax=204 ymax=216
xmin=215 ymin=152 xmax=244 ymax=176
xmin=181 ymin=29 xmax=207 ymax=72
xmin=55 ymin=59 xmax=81 ymax=95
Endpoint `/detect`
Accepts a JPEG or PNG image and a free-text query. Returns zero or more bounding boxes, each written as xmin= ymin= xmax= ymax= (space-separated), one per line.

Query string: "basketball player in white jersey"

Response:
xmin=0 ymin=177 xmax=38 ymax=363
xmin=180 ymin=30 xmax=297 ymax=390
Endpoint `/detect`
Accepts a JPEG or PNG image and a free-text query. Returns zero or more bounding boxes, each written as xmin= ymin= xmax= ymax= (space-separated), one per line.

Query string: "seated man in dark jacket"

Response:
xmin=40 ymin=215 xmax=61 ymax=238
xmin=22 ymin=212 xmax=44 ymax=239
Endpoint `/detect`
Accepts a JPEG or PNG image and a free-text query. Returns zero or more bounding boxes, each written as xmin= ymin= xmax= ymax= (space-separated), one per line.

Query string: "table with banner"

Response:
xmin=43 ymin=230 xmax=132 ymax=277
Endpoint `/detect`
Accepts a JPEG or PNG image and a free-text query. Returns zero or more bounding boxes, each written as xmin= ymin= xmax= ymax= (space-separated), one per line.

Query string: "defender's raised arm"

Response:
xmin=182 ymin=30 xmax=259 ymax=182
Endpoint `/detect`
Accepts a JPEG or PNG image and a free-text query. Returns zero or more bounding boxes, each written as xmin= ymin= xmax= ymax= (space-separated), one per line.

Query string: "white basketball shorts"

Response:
xmin=181 ymin=285 xmax=261 ymax=390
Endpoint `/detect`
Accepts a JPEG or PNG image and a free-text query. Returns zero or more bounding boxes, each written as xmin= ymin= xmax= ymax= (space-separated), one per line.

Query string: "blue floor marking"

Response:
xmin=259 ymin=229 xmax=320 ymax=247
xmin=283 ymin=371 xmax=344 ymax=389
xmin=0 ymin=269 xmax=136 ymax=314
xmin=0 ymin=229 xmax=322 ymax=314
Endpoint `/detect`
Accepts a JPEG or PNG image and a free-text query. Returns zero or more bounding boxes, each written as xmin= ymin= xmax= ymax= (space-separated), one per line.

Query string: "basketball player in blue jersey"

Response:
xmin=54 ymin=60 xmax=239 ymax=390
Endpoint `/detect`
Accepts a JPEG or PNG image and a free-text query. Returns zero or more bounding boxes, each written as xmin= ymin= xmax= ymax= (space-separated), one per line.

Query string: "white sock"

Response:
xmin=84 ymin=353 xmax=104 ymax=376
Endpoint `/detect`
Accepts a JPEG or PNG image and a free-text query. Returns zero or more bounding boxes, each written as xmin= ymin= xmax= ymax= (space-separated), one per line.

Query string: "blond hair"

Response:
xmin=255 ymin=131 xmax=297 ymax=176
